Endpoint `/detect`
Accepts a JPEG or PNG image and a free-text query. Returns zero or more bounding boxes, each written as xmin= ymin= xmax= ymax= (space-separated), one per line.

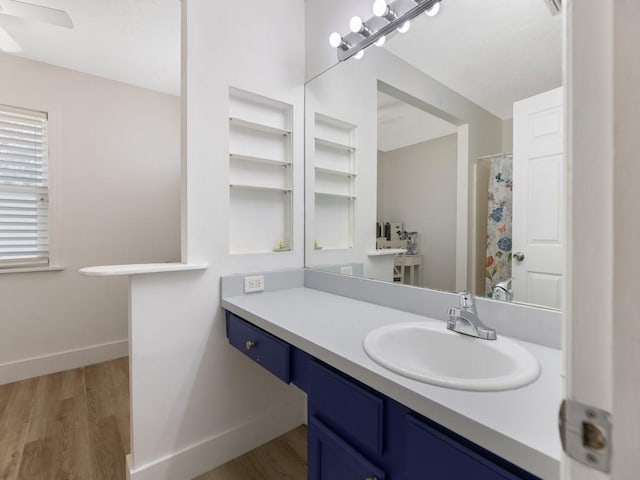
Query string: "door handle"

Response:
xmin=513 ymin=251 xmax=525 ymax=262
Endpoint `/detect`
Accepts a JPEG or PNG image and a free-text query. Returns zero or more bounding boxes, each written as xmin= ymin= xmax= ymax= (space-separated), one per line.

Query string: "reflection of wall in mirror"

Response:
xmin=377 ymin=134 xmax=457 ymax=291
xmin=304 ymin=48 xmax=503 ymax=290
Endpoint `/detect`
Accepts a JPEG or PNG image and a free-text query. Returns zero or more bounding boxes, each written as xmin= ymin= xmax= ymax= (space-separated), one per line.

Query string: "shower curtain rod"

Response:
xmin=477 ymin=152 xmax=513 ymax=161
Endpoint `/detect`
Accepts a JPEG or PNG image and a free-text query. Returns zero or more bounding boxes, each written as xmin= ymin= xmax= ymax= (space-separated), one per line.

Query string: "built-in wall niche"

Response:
xmin=313 ymin=113 xmax=356 ymax=250
xmin=229 ymin=87 xmax=293 ymax=254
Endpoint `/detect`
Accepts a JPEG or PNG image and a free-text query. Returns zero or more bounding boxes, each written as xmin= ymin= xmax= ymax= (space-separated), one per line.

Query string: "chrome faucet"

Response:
xmin=447 ymin=292 xmax=497 ymax=340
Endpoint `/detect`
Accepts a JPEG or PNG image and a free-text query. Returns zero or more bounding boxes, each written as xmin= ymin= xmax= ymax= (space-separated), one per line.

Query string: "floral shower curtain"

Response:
xmin=485 ymin=154 xmax=513 ymax=297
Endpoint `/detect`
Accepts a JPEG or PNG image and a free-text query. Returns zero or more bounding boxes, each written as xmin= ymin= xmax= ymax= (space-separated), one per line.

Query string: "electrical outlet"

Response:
xmin=340 ymin=265 xmax=353 ymax=276
xmin=244 ymin=275 xmax=265 ymax=293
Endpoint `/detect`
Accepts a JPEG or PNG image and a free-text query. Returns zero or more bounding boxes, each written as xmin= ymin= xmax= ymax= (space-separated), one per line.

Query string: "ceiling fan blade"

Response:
xmin=1 ymin=0 xmax=73 ymax=29
xmin=0 ymin=24 xmax=22 ymax=52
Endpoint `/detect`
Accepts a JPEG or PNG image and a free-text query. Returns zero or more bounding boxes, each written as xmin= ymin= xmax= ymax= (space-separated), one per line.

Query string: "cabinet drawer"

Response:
xmin=405 ymin=415 xmax=540 ymax=480
xmin=309 ymin=416 xmax=385 ymax=480
xmin=225 ymin=311 xmax=290 ymax=383
xmin=308 ymin=360 xmax=384 ymax=455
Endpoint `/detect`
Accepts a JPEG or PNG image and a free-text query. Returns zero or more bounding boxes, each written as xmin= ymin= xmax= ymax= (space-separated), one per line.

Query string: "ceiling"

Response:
xmin=0 ymin=0 xmax=561 ymax=113
xmin=384 ymin=0 xmax=562 ymax=119
xmin=0 ymin=0 xmax=180 ymax=96
xmin=377 ymin=91 xmax=457 ymax=152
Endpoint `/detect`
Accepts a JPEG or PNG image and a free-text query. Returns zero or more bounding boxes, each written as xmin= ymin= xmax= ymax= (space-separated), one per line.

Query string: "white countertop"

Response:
xmin=222 ymin=287 xmax=561 ymax=480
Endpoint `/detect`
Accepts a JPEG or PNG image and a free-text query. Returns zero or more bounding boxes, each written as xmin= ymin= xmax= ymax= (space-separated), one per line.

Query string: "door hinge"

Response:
xmin=559 ymin=399 xmax=612 ymax=473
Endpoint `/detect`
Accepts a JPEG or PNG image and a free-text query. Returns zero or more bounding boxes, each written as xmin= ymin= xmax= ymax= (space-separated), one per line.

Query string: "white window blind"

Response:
xmin=0 ymin=106 xmax=49 ymax=268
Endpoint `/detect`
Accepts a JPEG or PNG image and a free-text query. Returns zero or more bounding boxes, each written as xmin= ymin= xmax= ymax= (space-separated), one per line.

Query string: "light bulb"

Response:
xmin=425 ymin=1 xmax=440 ymax=16
xmin=349 ymin=16 xmax=363 ymax=33
xmin=374 ymin=36 xmax=386 ymax=47
xmin=329 ymin=32 xmax=343 ymax=48
xmin=372 ymin=0 xmax=388 ymax=17
xmin=354 ymin=50 xmax=365 ymax=60
xmin=397 ymin=21 xmax=411 ymax=33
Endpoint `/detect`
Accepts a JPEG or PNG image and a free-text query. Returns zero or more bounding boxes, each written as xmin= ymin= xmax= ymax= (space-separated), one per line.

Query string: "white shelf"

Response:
xmin=229 ymin=117 xmax=291 ymax=136
xmin=315 ymin=137 xmax=355 ymax=152
xmin=315 ymin=166 xmax=356 ymax=177
xmin=230 ymin=183 xmax=292 ymax=193
xmin=229 ymin=87 xmax=293 ymax=255
xmin=230 ymin=153 xmax=291 ymax=167
xmin=367 ymin=249 xmax=407 ymax=256
xmin=80 ymin=263 xmax=208 ymax=277
xmin=315 ymin=191 xmax=356 ymax=200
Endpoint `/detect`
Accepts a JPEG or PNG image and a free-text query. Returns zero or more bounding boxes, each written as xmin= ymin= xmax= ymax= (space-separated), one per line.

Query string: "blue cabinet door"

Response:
xmin=405 ymin=415 xmax=540 ymax=480
xmin=308 ymin=359 xmax=384 ymax=455
xmin=309 ymin=416 xmax=385 ymax=480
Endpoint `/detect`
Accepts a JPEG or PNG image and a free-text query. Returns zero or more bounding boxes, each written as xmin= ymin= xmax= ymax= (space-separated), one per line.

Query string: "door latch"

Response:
xmin=559 ymin=399 xmax=612 ymax=473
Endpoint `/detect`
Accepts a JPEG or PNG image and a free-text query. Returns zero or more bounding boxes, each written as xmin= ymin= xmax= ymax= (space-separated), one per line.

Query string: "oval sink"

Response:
xmin=363 ymin=322 xmax=540 ymax=391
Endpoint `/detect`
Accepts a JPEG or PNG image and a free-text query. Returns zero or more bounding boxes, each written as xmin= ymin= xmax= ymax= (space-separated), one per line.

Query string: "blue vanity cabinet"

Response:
xmin=224 ymin=310 xmax=542 ymax=480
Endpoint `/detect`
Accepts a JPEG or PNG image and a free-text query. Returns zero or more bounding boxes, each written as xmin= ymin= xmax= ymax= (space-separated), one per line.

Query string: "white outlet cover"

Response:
xmin=244 ymin=275 xmax=265 ymax=293
xmin=340 ymin=266 xmax=353 ymax=276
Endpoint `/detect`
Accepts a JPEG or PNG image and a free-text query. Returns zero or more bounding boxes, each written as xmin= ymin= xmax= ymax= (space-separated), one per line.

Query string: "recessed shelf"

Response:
xmin=230 ymin=183 xmax=292 ymax=193
xmin=315 ymin=167 xmax=356 ymax=177
xmin=315 ymin=137 xmax=355 ymax=152
xmin=230 ymin=117 xmax=291 ymax=136
xmin=230 ymin=153 xmax=291 ymax=167
xmin=229 ymin=87 xmax=293 ymax=255
xmin=315 ymin=191 xmax=356 ymax=200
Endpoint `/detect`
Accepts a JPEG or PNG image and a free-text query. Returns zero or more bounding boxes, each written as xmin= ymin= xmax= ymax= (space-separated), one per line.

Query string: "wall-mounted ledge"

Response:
xmin=79 ymin=263 xmax=208 ymax=277
xmin=367 ymin=249 xmax=406 ymax=256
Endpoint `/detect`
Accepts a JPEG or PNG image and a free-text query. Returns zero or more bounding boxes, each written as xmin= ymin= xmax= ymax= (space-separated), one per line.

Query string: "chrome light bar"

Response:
xmin=332 ymin=0 xmax=443 ymax=62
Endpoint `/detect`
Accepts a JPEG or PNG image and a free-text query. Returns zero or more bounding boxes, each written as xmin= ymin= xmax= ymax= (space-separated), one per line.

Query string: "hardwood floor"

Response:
xmin=0 ymin=358 xmax=308 ymax=480
xmin=195 ymin=426 xmax=307 ymax=480
xmin=0 ymin=358 xmax=130 ymax=480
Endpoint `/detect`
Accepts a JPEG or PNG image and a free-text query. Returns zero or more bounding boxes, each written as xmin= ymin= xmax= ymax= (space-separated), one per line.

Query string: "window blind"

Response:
xmin=0 ymin=106 xmax=49 ymax=268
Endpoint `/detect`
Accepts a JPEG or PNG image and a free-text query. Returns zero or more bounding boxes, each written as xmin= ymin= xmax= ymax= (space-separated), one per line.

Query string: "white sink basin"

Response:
xmin=363 ymin=322 xmax=540 ymax=391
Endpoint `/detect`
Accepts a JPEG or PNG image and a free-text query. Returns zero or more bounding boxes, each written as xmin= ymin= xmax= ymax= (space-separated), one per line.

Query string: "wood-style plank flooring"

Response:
xmin=0 ymin=357 xmax=130 ymax=480
xmin=194 ymin=426 xmax=307 ymax=480
xmin=0 ymin=358 xmax=307 ymax=480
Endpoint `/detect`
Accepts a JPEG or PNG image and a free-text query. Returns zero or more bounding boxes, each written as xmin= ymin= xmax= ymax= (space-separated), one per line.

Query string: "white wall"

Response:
xmin=125 ymin=1 xmax=307 ymax=479
xmin=0 ymin=54 xmax=180 ymax=384
xmin=378 ymin=134 xmax=458 ymax=291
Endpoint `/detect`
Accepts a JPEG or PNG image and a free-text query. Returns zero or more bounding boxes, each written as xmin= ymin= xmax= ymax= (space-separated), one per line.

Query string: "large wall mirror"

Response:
xmin=304 ymin=0 xmax=563 ymax=310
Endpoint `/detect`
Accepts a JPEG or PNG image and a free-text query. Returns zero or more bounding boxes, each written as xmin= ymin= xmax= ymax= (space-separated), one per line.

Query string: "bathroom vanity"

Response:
xmin=221 ymin=271 xmax=561 ymax=480
xmin=227 ymin=310 xmax=541 ymax=479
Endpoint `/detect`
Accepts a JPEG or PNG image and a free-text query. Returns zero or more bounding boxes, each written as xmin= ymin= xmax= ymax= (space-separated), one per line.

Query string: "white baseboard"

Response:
xmin=128 ymin=397 xmax=307 ymax=480
xmin=0 ymin=339 xmax=128 ymax=385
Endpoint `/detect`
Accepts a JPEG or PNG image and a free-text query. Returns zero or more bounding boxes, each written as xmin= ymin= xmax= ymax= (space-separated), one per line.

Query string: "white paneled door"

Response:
xmin=512 ymin=87 xmax=564 ymax=309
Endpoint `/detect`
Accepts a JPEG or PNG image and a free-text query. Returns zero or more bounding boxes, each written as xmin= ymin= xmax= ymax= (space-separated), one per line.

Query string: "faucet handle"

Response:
xmin=459 ymin=291 xmax=475 ymax=308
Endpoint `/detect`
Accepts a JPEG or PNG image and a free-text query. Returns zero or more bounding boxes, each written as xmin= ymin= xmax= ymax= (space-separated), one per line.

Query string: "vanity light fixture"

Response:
xmin=425 ymin=1 xmax=441 ymax=16
xmin=397 ymin=20 xmax=411 ymax=33
xmin=329 ymin=0 xmax=444 ymax=62
xmin=329 ymin=32 xmax=350 ymax=50
xmin=349 ymin=16 xmax=373 ymax=37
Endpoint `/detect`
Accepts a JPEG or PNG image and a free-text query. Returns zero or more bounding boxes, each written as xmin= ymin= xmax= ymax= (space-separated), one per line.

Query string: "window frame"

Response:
xmin=0 ymin=99 xmax=62 ymax=274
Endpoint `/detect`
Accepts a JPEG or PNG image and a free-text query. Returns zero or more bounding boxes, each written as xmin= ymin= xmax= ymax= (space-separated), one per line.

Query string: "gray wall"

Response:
xmin=378 ymin=134 xmax=458 ymax=291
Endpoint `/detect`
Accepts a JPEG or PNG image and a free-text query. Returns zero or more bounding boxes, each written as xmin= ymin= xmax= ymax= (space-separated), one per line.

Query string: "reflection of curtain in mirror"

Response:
xmin=485 ymin=154 xmax=513 ymax=297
